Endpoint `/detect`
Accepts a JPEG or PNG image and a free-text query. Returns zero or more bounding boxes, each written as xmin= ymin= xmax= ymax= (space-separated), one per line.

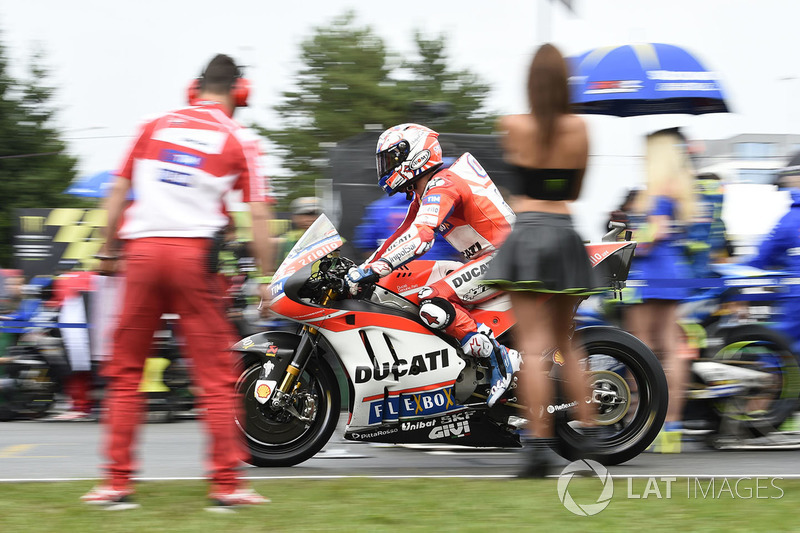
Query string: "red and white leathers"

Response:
xmin=365 ymin=153 xmax=516 ymax=345
xmin=103 ymin=101 xmax=271 ymax=494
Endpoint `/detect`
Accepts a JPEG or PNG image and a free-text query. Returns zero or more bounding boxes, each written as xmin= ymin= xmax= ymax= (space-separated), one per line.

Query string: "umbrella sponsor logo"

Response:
xmin=647 ymin=69 xmax=719 ymax=93
xmin=654 ymin=81 xmax=719 ymax=92
xmin=586 ymin=80 xmax=642 ymax=94
xmin=646 ymin=69 xmax=718 ymax=81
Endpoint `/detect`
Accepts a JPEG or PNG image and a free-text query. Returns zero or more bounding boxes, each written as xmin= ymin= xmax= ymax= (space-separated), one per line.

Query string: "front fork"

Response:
xmin=268 ymin=288 xmax=336 ymax=410
xmin=270 ymin=328 xmax=318 ymax=410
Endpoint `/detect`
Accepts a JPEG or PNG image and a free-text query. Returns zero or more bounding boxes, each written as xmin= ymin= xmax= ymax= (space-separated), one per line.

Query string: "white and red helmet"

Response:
xmin=376 ymin=123 xmax=444 ymax=196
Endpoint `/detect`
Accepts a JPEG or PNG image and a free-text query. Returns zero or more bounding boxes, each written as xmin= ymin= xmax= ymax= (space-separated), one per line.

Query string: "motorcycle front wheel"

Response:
xmin=553 ymin=326 xmax=668 ymax=465
xmin=711 ymin=324 xmax=800 ymax=438
xmin=235 ymin=354 xmax=341 ymax=467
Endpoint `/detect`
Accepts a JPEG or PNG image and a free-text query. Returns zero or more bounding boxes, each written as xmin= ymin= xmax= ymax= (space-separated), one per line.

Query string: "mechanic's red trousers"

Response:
xmin=101 ymin=238 xmax=244 ymax=493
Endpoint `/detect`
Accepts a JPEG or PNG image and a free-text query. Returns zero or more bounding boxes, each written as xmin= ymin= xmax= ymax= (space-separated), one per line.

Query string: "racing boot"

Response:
xmin=478 ymin=324 xmax=522 ymax=406
xmin=461 ymin=325 xmax=521 ymax=407
xmin=486 ymin=341 xmax=519 ymax=407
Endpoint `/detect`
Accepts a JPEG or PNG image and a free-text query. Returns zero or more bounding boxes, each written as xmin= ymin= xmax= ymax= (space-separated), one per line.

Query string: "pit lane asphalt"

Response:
xmin=2 ymin=416 xmax=800 ymax=481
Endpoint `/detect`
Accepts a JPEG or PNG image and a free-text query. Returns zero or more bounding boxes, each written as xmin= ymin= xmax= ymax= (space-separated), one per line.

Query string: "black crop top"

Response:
xmin=510 ymin=166 xmax=583 ymax=201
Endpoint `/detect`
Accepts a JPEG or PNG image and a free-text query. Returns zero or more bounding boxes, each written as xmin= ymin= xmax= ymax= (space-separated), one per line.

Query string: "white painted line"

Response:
xmin=0 ymin=478 xmax=102 ymax=483
xmin=3 ymin=473 xmax=800 ymax=483
xmin=0 ymin=475 xmax=515 ymax=483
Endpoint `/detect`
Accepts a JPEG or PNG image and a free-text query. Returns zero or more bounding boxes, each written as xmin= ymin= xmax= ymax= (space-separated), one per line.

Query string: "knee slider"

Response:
xmin=418 ymin=296 xmax=456 ymax=330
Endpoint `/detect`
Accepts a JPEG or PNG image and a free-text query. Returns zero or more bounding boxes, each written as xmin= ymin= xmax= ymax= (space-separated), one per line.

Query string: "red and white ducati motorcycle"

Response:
xmin=234 ymin=216 xmax=667 ymax=467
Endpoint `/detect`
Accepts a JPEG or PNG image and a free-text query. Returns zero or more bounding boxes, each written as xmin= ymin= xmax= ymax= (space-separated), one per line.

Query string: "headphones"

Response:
xmin=187 ymin=65 xmax=250 ymax=107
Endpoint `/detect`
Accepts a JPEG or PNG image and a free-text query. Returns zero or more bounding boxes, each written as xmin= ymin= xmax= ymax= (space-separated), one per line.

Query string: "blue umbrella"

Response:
xmin=568 ymin=43 xmax=729 ymax=117
xmin=64 ymin=170 xmax=117 ymax=198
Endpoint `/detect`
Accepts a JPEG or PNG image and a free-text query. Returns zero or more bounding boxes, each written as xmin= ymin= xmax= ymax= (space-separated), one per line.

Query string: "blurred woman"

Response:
xmin=483 ymin=43 xmax=602 ymax=477
xmin=625 ymin=128 xmax=696 ymax=451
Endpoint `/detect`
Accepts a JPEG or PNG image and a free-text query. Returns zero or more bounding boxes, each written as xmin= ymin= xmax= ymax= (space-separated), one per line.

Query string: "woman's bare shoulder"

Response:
xmin=560 ymin=113 xmax=588 ymax=134
xmin=499 ymin=114 xmax=535 ymax=133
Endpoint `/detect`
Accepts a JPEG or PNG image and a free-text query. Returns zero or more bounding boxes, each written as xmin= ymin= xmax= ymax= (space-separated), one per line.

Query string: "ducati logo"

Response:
xmin=451 ymin=263 xmax=490 ymax=288
xmin=462 ymin=242 xmax=483 ymax=260
xmin=354 ymin=349 xmax=450 ymax=383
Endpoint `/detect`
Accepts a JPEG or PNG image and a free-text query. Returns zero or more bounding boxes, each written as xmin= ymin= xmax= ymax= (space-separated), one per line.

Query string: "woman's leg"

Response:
xmin=510 ymin=292 xmax=556 ymax=438
xmin=625 ymin=301 xmax=656 ymax=352
xmin=551 ymin=295 xmax=595 ymax=426
xmin=651 ymin=302 xmax=689 ymax=424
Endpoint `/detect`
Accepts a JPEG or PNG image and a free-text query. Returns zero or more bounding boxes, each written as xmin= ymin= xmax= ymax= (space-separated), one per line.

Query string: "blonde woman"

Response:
xmin=625 ymin=128 xmax=695 ymax=451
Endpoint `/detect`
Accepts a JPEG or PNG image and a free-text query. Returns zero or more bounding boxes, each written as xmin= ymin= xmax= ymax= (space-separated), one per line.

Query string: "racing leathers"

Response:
xmin=347 ymin=153 xmax=518 ymax=406
xmin=746 ymin=188 xmax=800 ymax=349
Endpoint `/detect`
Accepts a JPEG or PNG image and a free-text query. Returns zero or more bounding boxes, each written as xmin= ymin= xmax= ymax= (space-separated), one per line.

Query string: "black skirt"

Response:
xmin=483 ymin=211 xmax=603 ymax=295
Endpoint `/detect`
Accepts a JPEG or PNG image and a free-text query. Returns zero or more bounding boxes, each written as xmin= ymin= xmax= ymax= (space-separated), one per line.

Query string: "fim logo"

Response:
xmin=557 ymin=459 xmax=614 ymax=516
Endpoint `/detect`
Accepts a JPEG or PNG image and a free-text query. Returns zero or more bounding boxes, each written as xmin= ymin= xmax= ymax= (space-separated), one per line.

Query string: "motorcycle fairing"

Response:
xmin=377 ymin=260 xmax=517 ymax=337
xmin=585 ymin=241 xmax=636 ymax=291
xmin=321 ymin=326 xmax=467 ymax=430
xmin=269 ymin=214 xmax=343 ymax=315
xmin=232 ymin=331 xmax=300 ymax=403
xmin=344 ymin=409 xmax=520 ymax=447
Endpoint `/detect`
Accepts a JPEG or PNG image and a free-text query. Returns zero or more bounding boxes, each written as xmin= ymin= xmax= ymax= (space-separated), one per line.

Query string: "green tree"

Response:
xmin=399 ymin=32 xmax=495 ymax=134
xmin=259 ymin=12 xmax=495 ymax=207
xmin=0 ymin=43 xmax=79 ymax=266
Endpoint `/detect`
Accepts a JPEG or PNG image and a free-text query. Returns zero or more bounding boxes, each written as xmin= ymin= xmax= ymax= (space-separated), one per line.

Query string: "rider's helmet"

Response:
xmin=376 ymin=123 xmax=444 ymax=196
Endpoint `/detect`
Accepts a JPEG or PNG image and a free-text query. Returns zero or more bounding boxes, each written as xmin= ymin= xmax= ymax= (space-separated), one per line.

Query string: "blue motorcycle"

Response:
xmin=579 ymin=263 xmax=800 ymax=442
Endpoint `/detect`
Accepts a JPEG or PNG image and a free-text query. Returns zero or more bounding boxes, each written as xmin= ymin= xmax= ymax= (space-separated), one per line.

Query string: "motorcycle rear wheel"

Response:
xmin=554 ymin=326 xmax=668 ymax=465
xmin=236 ymin=354 xmax=341 ymax=467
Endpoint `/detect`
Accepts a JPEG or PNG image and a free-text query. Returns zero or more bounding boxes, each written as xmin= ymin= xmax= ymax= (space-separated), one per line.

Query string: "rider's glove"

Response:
xmin=346 ymin=259 xmax=393 ymax=295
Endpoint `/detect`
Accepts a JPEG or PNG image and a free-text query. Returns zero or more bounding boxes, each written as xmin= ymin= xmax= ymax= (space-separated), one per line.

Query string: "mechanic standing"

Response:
xmin=82 ymin=54 xmax=274 ymax=510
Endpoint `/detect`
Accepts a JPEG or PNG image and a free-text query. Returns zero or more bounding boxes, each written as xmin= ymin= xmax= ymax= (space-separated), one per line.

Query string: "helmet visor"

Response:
xmin=376 ymin=140 xmax=410 ymax=179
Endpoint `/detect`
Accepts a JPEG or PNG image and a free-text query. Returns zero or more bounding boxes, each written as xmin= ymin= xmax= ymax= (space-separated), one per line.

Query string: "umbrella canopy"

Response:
xmin=568 ymin=43 xmax=729 ymax=117
xmin=64 ymin=170 xmax=117 ymax=198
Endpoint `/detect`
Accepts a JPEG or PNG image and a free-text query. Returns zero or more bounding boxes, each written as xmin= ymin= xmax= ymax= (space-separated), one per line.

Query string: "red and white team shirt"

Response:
xmin=370 ymin=153 xmax=516 ymax=268
xmin=116 ymin=101 xmax=271 ymax=240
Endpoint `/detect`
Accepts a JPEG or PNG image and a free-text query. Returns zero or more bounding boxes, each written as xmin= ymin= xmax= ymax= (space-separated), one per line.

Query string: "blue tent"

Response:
xmin=64 ymin=170 xmax=117 ymax=198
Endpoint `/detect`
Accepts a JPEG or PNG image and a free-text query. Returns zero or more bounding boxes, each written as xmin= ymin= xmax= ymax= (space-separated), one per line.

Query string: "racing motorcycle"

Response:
xmin=233 ymin=216 xmax=668 ymax=466
xmin=0 ymin=303 xmax=67 ymax=421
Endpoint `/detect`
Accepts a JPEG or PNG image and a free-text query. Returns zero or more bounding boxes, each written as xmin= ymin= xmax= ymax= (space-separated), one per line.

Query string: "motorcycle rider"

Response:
xmin=346 ymin=123 xmax=520 ymax=407
xmin=745 ymin=157 xmax=800 ymax=350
